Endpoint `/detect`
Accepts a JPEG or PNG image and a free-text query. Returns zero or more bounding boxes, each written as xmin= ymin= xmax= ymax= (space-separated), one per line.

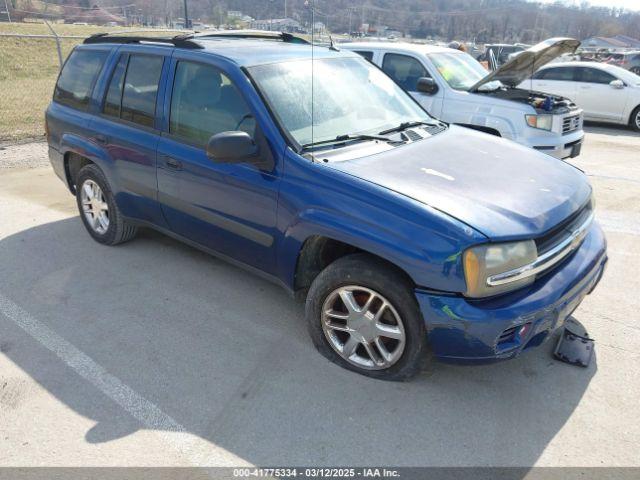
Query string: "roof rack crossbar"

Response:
xmin=83 ymin=33 xmax=203 ymax=49
xmin=184 ymin=30 xmax=309 ymax=44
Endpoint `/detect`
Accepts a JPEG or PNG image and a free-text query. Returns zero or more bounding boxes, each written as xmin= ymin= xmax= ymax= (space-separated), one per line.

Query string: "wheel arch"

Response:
xmin=292 ymin=234 xmax=417 ymax=300
xmin=60 ymin=133 xmax=114 ymax=194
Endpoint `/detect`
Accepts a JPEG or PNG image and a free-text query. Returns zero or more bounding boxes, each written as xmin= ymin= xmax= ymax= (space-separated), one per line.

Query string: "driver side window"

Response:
xmin=382 ymin=53 xmax=430 ymax=92
xmin=169 ymin=61 xmax=255 ymax=147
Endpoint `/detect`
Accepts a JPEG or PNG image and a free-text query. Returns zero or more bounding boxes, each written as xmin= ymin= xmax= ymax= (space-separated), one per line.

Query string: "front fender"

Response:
xmin=277 ymin=206 xmax=472 ymax=294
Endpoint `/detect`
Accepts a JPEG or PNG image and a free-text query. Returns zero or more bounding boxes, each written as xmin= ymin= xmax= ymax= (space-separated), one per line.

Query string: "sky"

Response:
xmin=536 ymin=0 xmax=640 ymax=11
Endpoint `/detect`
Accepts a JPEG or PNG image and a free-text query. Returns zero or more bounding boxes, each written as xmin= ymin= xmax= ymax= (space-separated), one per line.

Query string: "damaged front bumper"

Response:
xmin=416 ymin=222 xmax=607 ymax=364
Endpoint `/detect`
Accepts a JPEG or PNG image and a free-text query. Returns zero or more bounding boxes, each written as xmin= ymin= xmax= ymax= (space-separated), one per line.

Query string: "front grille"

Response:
xmin=535 ymin=200 xmax=593 ymax=256
xmin=562 ymin=113 xmax=582 ymax=135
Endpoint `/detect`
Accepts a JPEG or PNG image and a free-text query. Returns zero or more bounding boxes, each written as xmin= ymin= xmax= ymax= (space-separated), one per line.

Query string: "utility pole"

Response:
xmin=183 ymin=0 xmax=189 ymax=29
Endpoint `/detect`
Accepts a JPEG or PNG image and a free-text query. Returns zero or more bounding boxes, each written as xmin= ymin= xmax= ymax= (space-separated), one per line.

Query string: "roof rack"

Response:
xmin=83 ymin=32 xmax=203 ymax=49
xmin=182 ymin=29 xmax=309 ymax=44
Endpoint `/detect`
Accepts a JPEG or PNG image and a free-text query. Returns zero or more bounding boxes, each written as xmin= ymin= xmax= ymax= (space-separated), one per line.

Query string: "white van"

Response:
xmin=343 ymin=38 xmax=585 ymax=159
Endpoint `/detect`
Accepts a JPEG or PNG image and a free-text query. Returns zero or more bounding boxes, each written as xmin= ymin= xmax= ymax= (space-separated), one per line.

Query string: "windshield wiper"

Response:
xmin=301 ymin=134 xmax=394 ymax=151
xmin=378 ymin=120 xmax=438 ymax=135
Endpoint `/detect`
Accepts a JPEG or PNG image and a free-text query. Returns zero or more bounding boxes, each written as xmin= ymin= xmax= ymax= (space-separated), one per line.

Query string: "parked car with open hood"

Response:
xmin=45 ymin=31 xmax=607 ymax=380
xmin=519 ymin=61 xmax=640 ymax=131
xmin=344 ymin=38 xmax=585 ymax=159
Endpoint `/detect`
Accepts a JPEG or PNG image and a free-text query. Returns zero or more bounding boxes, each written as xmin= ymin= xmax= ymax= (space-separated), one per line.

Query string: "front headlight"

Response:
xmin=525 ymin=114 xmax=553 ymax=131
xmin=463 ymin=240 xmax=537 ymax=298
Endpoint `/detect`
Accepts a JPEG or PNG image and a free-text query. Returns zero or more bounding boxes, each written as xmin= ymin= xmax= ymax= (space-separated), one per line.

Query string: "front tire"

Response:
xmin=630 ymin=106 xmax=640 ymax=132
xmin=75 ymin=164 xmax=137 ymax=245
xmin=305 ymin=253 xmax=430 ymax=381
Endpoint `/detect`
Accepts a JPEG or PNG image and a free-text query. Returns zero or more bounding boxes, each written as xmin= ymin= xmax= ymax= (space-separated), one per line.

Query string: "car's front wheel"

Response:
xmin=75 ymin=163 xmax=137 ymax=245
xmin=631 ymin=106 xmax=640 ymax=132
xmin=305 ymin=254 xmax=430 ymax=380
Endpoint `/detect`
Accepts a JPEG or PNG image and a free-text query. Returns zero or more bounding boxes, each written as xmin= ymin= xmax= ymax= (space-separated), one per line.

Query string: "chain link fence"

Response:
xmin=0 ymin=21 xmax=181 ymax=142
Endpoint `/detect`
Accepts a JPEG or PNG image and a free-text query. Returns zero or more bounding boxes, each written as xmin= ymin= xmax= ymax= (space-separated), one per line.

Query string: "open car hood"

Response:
xmin=470 ymin=37 xmax=580 ymax=91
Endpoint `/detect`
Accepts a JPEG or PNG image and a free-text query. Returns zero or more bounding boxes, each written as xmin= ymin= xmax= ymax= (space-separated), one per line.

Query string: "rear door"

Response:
xmin=573 ymin=66 xmax=629 ymax=121
xmin=91 ymin=46 xmax=170 ymax=226
xmin=381 ymin=52 xmax=444 ymax=117
xmin=156 ymin=53 xmax=281 ymax=273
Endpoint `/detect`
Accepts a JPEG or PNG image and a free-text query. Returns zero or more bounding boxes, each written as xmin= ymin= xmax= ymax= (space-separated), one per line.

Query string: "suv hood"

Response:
xmin=324 ymin=126 xmax=591 ymax=240
xmin=471 ymin=37 xmax=580 ymax=91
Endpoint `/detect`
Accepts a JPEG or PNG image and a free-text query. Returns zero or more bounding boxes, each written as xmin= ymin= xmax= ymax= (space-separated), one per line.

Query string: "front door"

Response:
xmin=156 ymin=56 xmax=280 ymax=274
xmin=380 ymin=52 xmax=444 ymax=118
xmin=573 ymin=67 xmax=629 ymax=122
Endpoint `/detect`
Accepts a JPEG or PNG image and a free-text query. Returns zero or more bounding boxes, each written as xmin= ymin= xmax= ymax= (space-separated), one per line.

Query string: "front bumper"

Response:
xmin=516 ymin=123 xmax=584 ymax=160
xmin=416 ymin=222 xmax=607 ymax=364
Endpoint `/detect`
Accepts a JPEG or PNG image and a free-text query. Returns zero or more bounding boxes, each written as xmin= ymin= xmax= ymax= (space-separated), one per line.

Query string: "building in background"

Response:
xmin=250 ymin=18 xmax=301 ymax=32
xmin=582 ymin=35 xmax=640 ymax=50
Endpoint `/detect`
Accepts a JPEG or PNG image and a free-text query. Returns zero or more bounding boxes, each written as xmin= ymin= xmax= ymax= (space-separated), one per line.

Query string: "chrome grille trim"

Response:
xmin=562 ymin=113 xmax=582 ymax=135
xmin=487 ymin=211 xmax=594 ymax=287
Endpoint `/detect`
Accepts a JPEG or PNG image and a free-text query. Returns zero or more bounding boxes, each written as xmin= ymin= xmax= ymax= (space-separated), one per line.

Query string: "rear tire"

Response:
xmin=75 ymin=164 xmax=137 ymax=245
xmin=305 ymin=253 xmax=430 ymax=381
xmin=630 ymin=106 xmax=640 ymax=132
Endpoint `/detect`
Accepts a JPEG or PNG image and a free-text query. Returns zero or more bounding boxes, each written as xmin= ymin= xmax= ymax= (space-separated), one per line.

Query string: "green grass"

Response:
xmin=0 ymin=22 xmax=177 ymax=142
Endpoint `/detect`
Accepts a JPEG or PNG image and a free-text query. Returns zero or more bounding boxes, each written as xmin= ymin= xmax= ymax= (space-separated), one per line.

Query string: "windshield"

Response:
xmin=429 ymin=52 xmax=502 ymax=91
xmin=248 ymin=57 xmax=431 ymax=147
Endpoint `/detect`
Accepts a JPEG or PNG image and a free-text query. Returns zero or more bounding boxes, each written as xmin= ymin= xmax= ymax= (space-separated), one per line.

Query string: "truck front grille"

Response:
xmin=562 ymin=113 xmax=582 ymax=135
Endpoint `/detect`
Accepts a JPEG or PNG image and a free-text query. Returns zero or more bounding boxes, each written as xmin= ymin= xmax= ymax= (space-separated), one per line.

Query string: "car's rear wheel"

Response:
xmin=75 ymin=164 xmax=137 ymax=245
xmin=631 ymin=106 xmax=640 ymax=132
xmin=305 ymin=253 xmax=430 ymax=380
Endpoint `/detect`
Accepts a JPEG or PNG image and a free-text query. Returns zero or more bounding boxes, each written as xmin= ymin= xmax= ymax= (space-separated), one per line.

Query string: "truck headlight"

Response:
xmin=463 ymin=241 xmax=537 ymax=298
xmin=525 ymin=114 xmax=553 ymax=131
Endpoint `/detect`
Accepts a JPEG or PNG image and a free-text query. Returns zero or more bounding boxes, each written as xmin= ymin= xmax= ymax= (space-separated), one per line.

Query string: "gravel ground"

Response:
xmin=0 ymin=141 xmax=48 ymax=169
xmin=0 ymin=125 xmax=638 ymax=469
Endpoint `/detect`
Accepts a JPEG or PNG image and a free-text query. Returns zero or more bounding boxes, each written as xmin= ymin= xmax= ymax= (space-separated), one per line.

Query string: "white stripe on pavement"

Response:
xmin=0 ymin=292 xmax=244 ymax=467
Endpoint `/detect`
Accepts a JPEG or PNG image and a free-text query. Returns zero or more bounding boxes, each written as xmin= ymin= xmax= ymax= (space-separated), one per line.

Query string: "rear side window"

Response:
xmin=54 ymin=49 xmax=108 ymax=110
xmin=577 ymin=67 xmax=616 ymax=84
xmin=102 ymin=54 xmax=164 ymax=128
xmin=534 ymin=67 xmax=575 ymax=81
xmin=121 ymin=55 xmax=164 ymax=127
xmin=354 ymin=50 xmax=374 ymax=62
xmin=103 ymin=55 xmax=127 ymax=118
xmin=382 ymin=53 xmax=429 ymax=92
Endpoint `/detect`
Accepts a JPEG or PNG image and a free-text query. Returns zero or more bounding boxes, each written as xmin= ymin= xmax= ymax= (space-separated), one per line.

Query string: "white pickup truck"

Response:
xmin=343 ymin=38 xmax=585 ymax=159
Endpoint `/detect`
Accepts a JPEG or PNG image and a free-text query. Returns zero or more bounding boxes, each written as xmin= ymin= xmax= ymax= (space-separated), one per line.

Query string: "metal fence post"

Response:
xmin=3 ymin=0 xmax=11 ymax=22
xmin=44 ymin=20 xmax=63 ymax=70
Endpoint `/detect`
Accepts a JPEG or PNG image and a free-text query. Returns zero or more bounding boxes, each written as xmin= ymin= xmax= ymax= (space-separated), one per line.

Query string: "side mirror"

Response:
xmin=416 ymin=77 xmax=439 ymax=95
xmin=610 ymin=79 xmax=625 ymax=89
xmin=206 ymin=131 xmax=258 ymax=163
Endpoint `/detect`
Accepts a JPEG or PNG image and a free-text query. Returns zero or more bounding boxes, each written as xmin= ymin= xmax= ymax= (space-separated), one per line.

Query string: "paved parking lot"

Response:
xmin=0 ymin=125 xmax=638 ymax=468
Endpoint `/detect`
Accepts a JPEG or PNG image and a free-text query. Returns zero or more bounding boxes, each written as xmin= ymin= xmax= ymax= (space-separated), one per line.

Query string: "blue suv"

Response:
xmin=46 ymin=32 xmax=607 ymax=380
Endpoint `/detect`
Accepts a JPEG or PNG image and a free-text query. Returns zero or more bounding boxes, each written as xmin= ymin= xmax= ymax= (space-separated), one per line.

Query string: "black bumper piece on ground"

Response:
xmin=554 ymin=317 xmax=594 ymax=367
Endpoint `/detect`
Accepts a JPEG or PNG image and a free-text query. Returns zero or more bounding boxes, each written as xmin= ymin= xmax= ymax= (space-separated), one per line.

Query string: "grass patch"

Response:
xmin=0 ymin=22 xmax=179 ymax=142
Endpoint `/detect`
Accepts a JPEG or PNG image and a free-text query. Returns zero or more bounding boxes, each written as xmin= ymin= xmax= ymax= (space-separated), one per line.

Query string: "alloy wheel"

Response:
xmin=80 ymin=179 xmax=110 ymax=234
xmin=636 ymin=110 xmax=640 ymax=130
xmin=321 ymin=285 xmax=406 ymax=370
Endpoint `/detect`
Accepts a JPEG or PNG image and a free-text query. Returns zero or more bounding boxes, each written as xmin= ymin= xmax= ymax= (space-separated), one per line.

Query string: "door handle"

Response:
xmin=95 ymin=134 xmax=108 ymax=145
xmin=165 ymin=156 xmax=183 ymax=170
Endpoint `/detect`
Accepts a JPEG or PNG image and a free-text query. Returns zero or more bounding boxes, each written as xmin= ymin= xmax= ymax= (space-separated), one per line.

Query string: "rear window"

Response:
xmin=53 ymin=49 xmax=109 ymax=110
xmin=534 ymin=67 xmax=575 ymax=81
xmin=354 ymin=50 xmax=374 ymax=62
